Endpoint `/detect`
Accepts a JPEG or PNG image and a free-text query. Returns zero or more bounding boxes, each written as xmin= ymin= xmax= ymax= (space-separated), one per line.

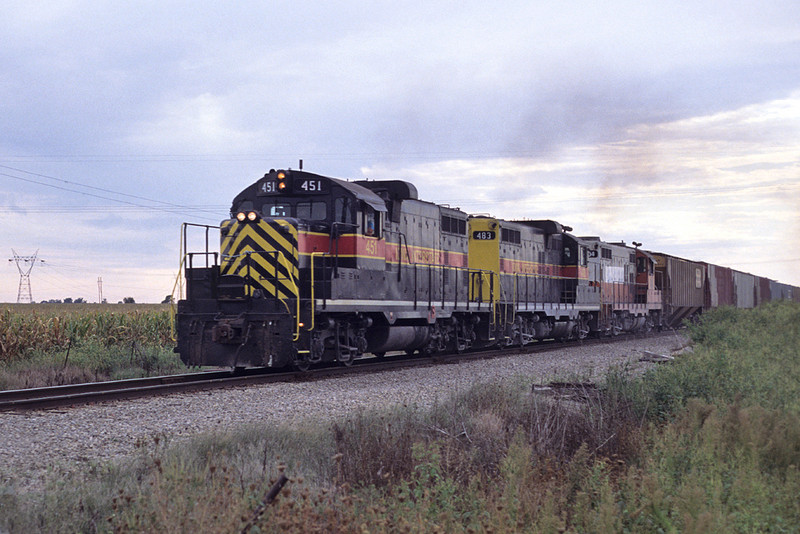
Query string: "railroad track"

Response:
xmin=0 ymin=330 xmax=679 ymax=412
xmin=0 ymin=368 xmax=297 ymax=412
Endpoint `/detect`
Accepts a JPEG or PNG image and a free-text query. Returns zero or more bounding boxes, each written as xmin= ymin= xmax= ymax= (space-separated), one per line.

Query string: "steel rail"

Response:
xmin=0 ymin=369 xmax=287 ymax=412
xmin=0 ymin=330 xmax=679 ymax=412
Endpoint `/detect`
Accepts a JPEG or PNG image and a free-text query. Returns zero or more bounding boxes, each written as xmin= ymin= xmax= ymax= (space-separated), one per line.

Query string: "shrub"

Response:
xmin=640 ymin=301 xmax=800 ymax=418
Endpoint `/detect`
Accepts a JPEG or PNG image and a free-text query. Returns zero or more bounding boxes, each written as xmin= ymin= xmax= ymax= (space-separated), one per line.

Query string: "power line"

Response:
xmin=0 ymin=165 xmax=222 ymax=221
xmin=0 ymin=204 xmax=225 ymax=214
xmin=1 ymin=164 xmax=184 ymax=205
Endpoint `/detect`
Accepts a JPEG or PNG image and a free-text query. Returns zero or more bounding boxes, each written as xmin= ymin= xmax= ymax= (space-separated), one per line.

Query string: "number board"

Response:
xmin=257 ymin=180 xmax=278 ymax=195
xmin=294 ymin=178 xmax=327 ymax=193
xmin=472 ymin=231 xmax=496 ymax=240
xmin=256 ymin=178 xmax=328 ymax=195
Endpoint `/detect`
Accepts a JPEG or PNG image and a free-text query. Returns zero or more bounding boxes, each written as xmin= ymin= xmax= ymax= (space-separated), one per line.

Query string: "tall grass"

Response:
xmin=0 ymin=304 xmax=182 ymax=389
xmin=0 ymin=304 xmax=173 ymax=361
xmin=638 ymin=301 xmax=800 ymax=418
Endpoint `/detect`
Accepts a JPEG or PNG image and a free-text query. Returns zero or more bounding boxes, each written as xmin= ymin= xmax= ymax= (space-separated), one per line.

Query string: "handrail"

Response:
xmin=172 ymin=222 xmax=222 ymax=339
xmin=397 ymin=232 xmax=413 ymax=282
xmin=276 ymin=251 xmax=301 ymax=341
xmin=309 ymin=252 xmax=329 ymax=333
xmin=329 ymin=222 xmax=358 ymax=277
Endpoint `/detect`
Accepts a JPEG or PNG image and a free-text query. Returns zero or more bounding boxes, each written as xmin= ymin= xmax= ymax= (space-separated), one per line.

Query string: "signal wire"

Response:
xmin=0 ymin=165 xmax=222 ymax=222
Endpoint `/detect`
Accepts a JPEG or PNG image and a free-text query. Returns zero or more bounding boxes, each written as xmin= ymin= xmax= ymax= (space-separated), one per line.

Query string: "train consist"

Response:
xmin=174 ymin=168 xmax=798 ymax=369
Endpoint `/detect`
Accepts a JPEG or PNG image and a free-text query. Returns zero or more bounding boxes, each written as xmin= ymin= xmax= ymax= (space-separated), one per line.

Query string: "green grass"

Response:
xmin=637 ymin=301 xmax=800 ymax=418
xmin=1 ymin=301 xmax=799 ymax=533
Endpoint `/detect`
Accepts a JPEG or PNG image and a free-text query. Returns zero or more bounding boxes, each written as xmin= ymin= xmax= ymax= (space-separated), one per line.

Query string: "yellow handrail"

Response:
xmin=275 ymin=251 xmax=301 ymax=341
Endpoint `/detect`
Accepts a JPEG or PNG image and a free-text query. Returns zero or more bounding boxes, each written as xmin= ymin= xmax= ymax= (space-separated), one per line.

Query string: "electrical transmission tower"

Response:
xmin=9 ymin=249 xmax=43 ymax=303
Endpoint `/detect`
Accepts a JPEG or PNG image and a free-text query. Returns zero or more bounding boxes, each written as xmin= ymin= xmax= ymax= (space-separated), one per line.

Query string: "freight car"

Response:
xmin=650 ymin=253 xmax=706 ymax=327
xmin=174 ymin=168 xmax=798 ymax=369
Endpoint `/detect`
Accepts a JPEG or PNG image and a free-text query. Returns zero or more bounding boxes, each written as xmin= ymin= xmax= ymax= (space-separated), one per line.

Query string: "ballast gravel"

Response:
xmin=0 ymin=334 xmax=687 ymax=493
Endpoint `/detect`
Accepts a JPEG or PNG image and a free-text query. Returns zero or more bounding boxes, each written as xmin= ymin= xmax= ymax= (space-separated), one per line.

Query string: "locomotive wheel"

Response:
xmin=293 ymin=349 xmax=311 ymax=372
xmin=338 ymin=343 xmax=356 ymax=366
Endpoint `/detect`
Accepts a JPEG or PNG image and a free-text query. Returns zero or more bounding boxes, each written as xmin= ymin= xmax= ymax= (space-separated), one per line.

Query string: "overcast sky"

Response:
xmin=2 ymin=1 xmax=799 ymax=303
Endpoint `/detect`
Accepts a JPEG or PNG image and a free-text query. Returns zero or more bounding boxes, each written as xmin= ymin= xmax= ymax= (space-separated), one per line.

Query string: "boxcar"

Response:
xmin=732 ymin=270 xmax=756 ymax=308
xmin=769 ymin=280 xmax=793 ymax=301
xmin=651 ymin=252 xmax=706 ymax=326
xmin=705 ymin=263 xmax=735 ymax=308
xmin=755 ymin=276 xmax=772 ymax=305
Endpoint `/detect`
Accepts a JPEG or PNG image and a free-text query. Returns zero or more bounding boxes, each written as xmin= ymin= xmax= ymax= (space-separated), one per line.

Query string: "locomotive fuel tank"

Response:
xmin=366 ymin=326 xmax=432 ymax=354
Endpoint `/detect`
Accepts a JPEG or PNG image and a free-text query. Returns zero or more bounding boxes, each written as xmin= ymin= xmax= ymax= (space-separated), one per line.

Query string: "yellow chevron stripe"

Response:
xmin=255 ymin=219 xmax=298 ymax=256
xmin=225 ymin=239 xmax=297 ymax=279
xmin=221 ymin=222 xmax=299 ymax=278
xmin=219 ymin=218 xmax=300 ymax=302
xmin=223 ymin=250 xmax=298 ymax=300
xmin=223 ymin=222 xmax=293 ymax=260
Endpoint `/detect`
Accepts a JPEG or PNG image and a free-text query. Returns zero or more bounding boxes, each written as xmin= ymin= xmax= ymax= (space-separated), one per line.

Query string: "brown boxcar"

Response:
xmin=755 ymin=276 xmax=771 ymax=305
xmin=705 ymin=263 xmax=735 ymax=308
xmin=651 ymin=252 xmax=706 ymax=326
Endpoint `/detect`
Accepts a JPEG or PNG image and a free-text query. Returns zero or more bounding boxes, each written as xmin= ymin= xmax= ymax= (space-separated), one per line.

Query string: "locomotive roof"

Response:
xmin=232 ymin=169 xmax=387 ymax=212
xmin=354 ymin=179 xmax=418 ymax=202
xmin=512 ymin=219 xmax=565 ymax=234
xmin=332 ymin=177 xmax=387 ymax=212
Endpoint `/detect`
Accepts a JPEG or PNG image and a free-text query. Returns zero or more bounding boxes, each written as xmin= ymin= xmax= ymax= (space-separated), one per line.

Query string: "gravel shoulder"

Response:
xmin=0 ymin=334 xmax=687 ymax=493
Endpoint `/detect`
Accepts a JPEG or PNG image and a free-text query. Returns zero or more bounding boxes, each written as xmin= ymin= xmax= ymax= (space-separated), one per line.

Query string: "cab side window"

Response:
xmin=363 ymin=206 xmax=377 ymax=237
xmin=636 ymin=256 xmax=647 ymax=274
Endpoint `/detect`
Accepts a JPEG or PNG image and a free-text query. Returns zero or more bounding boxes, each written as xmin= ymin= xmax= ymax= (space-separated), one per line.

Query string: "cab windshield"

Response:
xmin=257 ymin=199 xmax=327 ymax=220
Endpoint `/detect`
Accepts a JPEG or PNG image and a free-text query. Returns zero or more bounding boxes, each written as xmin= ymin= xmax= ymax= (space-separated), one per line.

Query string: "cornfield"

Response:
xmin=0 ymin=304 xmax=174 ymax=362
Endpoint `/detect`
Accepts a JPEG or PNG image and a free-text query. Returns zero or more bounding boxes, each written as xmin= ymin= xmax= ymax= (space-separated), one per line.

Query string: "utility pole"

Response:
xmin=9 ymin=249 xmax=43 ymax=303
xmin=98 ymin=276 xmax=103 ymax=303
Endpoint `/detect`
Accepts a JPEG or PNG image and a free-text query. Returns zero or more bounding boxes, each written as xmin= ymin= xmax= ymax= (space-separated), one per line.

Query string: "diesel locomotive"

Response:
xmin=174 ymin=168 xmax=797 ymax=369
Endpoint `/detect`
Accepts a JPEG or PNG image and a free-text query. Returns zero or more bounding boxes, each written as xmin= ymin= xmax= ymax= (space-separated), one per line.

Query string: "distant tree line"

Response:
xmin=36 ymin=296 xmax=174 ymax=304
xmin=38 ymin=297 xmax=139 ymax=304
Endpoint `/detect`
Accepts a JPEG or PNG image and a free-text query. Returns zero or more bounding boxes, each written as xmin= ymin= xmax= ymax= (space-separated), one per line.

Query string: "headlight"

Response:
xmin=247 ymin=211 xmax=258 ymax=222
xmin=236 ymin=212 xmax=246 ymax=222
